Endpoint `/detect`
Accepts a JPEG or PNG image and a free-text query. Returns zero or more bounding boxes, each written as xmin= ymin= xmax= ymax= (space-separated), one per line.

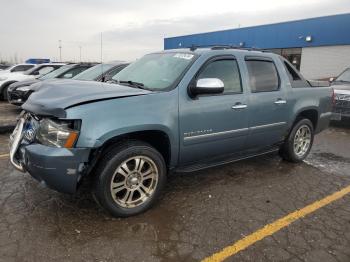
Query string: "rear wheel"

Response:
xmin=93 ymin=140 xmax=167 ymax=217
xmin=279 ymin=118 xmax=314 ymax=163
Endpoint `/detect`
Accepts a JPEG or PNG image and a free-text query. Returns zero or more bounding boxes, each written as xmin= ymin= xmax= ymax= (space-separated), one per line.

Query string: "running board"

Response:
xmin=175 ymin=148 xmax=279 ymax=173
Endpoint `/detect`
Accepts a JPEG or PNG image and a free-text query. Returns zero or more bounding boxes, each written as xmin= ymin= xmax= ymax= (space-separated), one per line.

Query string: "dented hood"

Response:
xmin=22 ymin=80 xmax=152 ymax=118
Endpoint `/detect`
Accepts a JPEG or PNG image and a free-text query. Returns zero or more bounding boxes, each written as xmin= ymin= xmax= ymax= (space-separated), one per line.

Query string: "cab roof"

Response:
xmin=162 ymin=46 xmax=275 ymax=57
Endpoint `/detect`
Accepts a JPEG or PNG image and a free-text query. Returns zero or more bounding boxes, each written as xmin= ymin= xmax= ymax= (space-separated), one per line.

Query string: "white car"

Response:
xmin=0 ymin=63 xmax=65 ymax=100
xmin=0 ymin=63 xmax=35 ymax=75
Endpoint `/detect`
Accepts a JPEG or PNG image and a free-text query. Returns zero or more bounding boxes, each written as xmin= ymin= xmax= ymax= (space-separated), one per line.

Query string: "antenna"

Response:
xmin=58 ymin=40 xmax=62 ymax=62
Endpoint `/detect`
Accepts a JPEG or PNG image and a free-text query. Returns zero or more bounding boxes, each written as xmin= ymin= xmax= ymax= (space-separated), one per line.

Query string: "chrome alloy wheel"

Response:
xmin=110 ymin=156 xmax=159 ymax=208
xmin=293 ymin=125 xmax=311 ymax=157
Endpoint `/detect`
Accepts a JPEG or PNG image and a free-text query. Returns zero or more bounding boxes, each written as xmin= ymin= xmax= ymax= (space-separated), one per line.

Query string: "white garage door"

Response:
xmin=300 ymin=45 xmax=350 ymax=80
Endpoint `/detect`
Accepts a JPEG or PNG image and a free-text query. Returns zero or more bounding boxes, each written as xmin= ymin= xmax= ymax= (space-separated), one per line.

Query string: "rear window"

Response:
xmin=246 ymin=60 xmax=279 ymax=92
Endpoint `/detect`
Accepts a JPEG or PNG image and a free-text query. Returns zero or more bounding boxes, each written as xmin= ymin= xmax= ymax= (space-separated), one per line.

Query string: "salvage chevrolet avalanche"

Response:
xmin=10 ymin=48 xmax=333 ymax=217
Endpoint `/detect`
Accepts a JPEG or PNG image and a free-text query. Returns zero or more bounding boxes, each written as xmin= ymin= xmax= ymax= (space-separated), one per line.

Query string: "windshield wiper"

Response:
xmin=118 ymin=80 xmax=150 ymax=90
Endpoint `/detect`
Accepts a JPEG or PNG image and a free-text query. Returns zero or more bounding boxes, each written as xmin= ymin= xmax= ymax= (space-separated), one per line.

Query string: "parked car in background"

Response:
xmin=0 ymin=64 xmax=11 ymax=70
xmin=330 ymin=68 xmax=350 ymax=121
xmin=0 ymin=63 xmax=35 ymax=74
xmin=0 ymin=63 xmax=65 ymax=100
xmin=9 ymin=48 xmax=333 ymax=217
xmin=72 ymin=62 xmax=129 ymax=82
xmin=7 ymin=63 xmax=97 ymax=105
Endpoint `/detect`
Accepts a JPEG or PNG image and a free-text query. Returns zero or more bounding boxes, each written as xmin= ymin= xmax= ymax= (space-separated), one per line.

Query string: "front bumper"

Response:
xmin=20 ymin=144 xmax=90 ymax=193
xmin=10 ymin=115 xmax=91 ymax=194
xmin=332 ymin=94 xmax=350 ymax=121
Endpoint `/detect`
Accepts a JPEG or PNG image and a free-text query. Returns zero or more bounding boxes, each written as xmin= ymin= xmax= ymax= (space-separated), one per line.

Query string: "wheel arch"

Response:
xmin=89 ymin=128 xmax=175 ymax=172
xmin=0 ymin=80 xmax=17 ymax=96
xmin=294 ymin=108 xmax=319 ymax=130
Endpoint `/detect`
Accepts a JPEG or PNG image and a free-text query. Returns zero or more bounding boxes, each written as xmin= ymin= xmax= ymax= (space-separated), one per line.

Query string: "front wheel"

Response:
xmin=1 ymin=85 xmax=9 ymax=101
xmin=279 ymin=118 xmax=314 ymax=163
xmin=93 ymin=141 xmax=167 ymax=217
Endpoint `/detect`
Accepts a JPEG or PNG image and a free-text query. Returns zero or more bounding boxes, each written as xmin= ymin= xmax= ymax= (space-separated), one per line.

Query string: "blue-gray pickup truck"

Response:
xmin=10 ymin=48 xmax=333 ymax=217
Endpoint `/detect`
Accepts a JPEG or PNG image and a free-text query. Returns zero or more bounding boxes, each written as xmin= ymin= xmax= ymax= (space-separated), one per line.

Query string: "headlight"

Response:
xmin=36 ymin=118 xmax=80 ymax=148
xmin=17 ymin=86 xmax=30 ymax=92
xmin=0 ymin=76 xmax=8 ymax=81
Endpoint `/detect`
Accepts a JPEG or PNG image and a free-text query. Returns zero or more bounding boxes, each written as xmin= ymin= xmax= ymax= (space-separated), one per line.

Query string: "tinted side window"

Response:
xmin=11 ymin=65 xmax=34 ymax=72
xmin=246 ymin=60 xmax=279 ymax=92
xmin=105 ymin=65 xmax=127 ymax=80
xmin=60 ymin=66 xmax=90 ymax=79
xmin=38 ymin=66 xmax=55 ymax=75
xmin=197 ymin=60 xmax=242 ymax=93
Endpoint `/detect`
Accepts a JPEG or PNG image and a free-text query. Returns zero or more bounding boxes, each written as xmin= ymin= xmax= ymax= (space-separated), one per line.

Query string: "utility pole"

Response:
xmin=79 ymin=46 xmax=82 ymax=62
xmin=58 ymin=40 xmax=62 ymax=62
xmin=100 ymin=32 xmax=103 ymax=64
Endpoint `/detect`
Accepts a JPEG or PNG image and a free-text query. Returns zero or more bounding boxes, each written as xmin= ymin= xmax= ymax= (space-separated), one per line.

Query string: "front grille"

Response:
xmin=334 ymin=94 xmax=350 ymax=116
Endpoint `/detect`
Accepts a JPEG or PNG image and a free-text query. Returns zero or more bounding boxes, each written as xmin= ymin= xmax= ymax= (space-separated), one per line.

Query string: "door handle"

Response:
xmin=232 ymin=103 xmax=248 ymax=109
xmin=274 ymin=99 xmax=287 ymax=105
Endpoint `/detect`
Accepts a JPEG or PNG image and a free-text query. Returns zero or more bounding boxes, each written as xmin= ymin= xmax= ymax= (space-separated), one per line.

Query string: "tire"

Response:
xmin=1 ymin=85 xmax=9 ymax=101
xmin=93 ymin=140 xmax=167 ymax=217
xmin=279 ymin=118 xmax=314 ymax=163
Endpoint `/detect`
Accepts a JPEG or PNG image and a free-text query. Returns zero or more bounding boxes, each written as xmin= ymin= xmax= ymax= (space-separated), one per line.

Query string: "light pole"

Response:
xmin=58 ymin=40 xmax=62 ymax=62
xmin=100 ymin=32 xmax=103 ymax=64
xmin=79 ymin=46 xmax=82 ymax=62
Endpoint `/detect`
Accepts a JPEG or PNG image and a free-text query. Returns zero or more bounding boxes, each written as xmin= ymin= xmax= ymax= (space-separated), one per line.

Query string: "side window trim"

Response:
xmin=280 ymin=57 xmax=311 ymax=88
xmin=190 ymin=55 xmax=243 ymax=96
xmin=244 ymin=56 xmax=281 ymax=93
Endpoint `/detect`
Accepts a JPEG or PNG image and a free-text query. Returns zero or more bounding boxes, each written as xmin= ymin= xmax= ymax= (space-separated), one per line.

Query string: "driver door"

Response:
xmin=179 ymin=56 xmax=249 ymax=165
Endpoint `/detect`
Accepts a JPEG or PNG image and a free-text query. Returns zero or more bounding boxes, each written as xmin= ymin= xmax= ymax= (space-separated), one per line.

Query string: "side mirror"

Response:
xmin=190 ymin=78 xmax=224 ymax=96
xmin=329 ymin=77 xmax=334 ymax=82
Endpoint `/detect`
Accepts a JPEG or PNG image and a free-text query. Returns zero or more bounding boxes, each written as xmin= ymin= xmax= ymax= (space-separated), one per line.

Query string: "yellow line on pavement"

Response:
xmin=202 ymin=185 xmax=350 ymax=262
xmin=0 ymin=153 xmax=9 ymax=158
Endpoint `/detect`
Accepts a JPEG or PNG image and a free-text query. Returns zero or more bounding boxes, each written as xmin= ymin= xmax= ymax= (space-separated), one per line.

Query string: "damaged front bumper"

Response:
xmin=9 ymin=115 xmax=91 ymax=194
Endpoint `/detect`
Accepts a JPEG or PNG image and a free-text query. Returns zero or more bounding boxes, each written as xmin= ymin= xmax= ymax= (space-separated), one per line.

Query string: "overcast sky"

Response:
xmin=0 ymin=0 xmax=349 ymax=63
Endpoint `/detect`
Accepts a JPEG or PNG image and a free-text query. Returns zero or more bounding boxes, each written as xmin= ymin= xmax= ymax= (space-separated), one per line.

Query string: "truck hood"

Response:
xmin=22 ymin=80 xmax=153 ymax=118
xmin=333 ymin=84 xmax=350 ymax=95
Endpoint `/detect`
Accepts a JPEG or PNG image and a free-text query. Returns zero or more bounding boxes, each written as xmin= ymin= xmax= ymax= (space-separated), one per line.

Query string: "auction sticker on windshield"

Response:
xmin=173 ymin=53 xmax=194 ymax=60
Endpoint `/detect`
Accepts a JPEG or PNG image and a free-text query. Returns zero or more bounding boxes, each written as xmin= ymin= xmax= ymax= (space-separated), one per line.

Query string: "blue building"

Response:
xmin=164 ymin=13 xmax=350 ymax=79
xmin=25 ymin=58 xmax=50 ymax=64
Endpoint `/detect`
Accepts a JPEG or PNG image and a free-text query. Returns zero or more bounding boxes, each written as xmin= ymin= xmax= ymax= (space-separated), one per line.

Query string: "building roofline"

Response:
xmin=165 ymin=13 xmax=350 ymax=40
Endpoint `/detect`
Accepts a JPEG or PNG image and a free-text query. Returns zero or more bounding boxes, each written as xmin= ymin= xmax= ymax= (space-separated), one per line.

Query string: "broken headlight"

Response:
xmin=36 ymin=118 xmax=80 ymax=148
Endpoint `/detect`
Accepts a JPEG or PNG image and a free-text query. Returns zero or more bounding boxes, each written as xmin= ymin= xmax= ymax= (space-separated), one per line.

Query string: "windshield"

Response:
xmin=336 ymin=68 xmax=350 ymax=82
xmin=73 ymin=64 xmax=114 ymax=81
xmin=39 ymin=64 xmax=74 ymax=80
xmin=112 ymin=52 xmax=196 ymax=90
